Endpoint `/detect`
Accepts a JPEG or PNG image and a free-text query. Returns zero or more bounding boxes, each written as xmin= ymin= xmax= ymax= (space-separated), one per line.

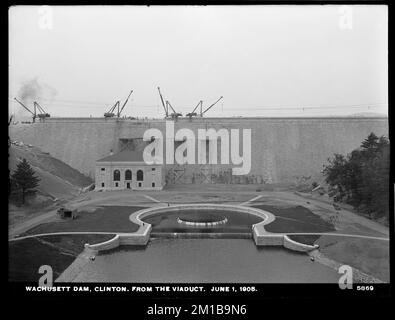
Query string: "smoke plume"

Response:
xmin=14 ymin=78 xmax=57 ymax=120
xmin=18 ymin=77 xmax=57 ymax=103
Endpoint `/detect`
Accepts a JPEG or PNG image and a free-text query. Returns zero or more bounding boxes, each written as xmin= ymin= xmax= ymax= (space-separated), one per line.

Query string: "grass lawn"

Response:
xmin=22 ymin=206 xmax=143 ymax=236
xmin=143 ymin=205 xmax=334 ymax=240
xmin=317 ymin=236 xmax=390 ymax=282
xmin=19 ymin=204 xmax=335 ymax=246
xmin=252 ymin=205 xmax=336 ymax=245
xmin=9 ymin=234 xmax=114 ymax=282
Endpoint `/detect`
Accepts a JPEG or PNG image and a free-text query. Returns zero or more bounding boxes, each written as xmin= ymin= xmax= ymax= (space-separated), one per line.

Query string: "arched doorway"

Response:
xmin=125 ymin=169 xmax=132 ymax=189
xmin=113 ymin=169 xmax=120 ymax=181
xmin=137 ymin=170 xmax=144 ymax=181
xmin=137 ymin=170 xmax=144 ymax=187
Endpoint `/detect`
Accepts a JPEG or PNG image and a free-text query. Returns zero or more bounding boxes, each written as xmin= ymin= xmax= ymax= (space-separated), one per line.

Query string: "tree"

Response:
xmin=361 ymin=132 xmax=379 ymax=150
xmin=10 ymin=158 xmax=40 ymax=204
xmin=323 ymin=133 xmax=389 ymax=222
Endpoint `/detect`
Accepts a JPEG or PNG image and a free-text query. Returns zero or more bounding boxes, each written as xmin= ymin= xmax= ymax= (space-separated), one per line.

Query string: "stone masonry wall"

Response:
xmin=9 ymin=117 xmax=388 ymax=185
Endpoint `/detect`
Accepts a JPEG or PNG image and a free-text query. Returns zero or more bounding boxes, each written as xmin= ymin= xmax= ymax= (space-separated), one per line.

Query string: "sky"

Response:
xmin=9 ymin=5 xmax=388 ymax=119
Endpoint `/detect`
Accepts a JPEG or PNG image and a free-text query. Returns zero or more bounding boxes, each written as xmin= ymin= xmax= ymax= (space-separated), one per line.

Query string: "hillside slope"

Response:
xmin=9 ymin=143 xmax=93 ymax=200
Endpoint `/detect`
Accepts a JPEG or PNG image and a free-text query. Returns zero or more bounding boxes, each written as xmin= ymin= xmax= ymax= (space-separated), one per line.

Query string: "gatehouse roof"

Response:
xmin=97 ymin=150 xmax=144 ymax=162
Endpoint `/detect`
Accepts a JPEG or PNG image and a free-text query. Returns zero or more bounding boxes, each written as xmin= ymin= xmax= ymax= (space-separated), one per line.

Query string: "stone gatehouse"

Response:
xmin=95 ymin=150 xmax=164 ymax=191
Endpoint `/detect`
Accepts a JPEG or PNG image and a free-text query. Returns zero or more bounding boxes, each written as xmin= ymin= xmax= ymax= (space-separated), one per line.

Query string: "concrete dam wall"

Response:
xmin=9 ymin=117 xmax=388 ymax=185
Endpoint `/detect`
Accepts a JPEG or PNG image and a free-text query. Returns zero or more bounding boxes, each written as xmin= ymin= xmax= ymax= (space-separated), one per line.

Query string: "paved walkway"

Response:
xmin=9 ymin=209 xmax=58 ymax=238
xmin=9 ymin=231 xmax=118 ymax=242
xmin=9 ymin=229 xmax=389 ymax=243
xmin=285 ymin=232 xmax=389 ymax=241
xmin=240 ymin=195 xmax=263 ymax=206
xmin=143 ymin=194 xmax=165 ymax=205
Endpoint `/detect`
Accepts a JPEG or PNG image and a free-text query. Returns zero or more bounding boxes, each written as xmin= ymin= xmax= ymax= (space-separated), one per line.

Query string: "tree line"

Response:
xmin=323 ymin=132 xmax=390 ymax=222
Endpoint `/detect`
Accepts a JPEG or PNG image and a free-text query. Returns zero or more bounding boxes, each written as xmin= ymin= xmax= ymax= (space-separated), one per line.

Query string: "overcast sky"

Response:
xmin=9 ymin=5 xmax=388 ymax=118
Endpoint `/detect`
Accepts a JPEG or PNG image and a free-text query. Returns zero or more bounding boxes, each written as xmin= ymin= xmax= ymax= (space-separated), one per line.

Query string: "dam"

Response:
xmin=9 ymin=116 xmax=388 ymax=185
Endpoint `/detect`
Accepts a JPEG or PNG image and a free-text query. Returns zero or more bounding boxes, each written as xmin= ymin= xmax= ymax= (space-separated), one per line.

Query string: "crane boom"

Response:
xmin=34 ymin=102 xmax=51 ymax=119
xmin=166 ymin=101 xmax=177 ymax=114
xmin=34 ymin=102 xmax=44 ymax=114
xmin=202 ymin=96 xmax=223 ymax=115
xmin=34 ymin=102 xmax=49 ymax=114
xmin=119 ymin=90 xmax=133 ymax=117
xmin=111 ymin=101 xmax=119 ymax=113
xmin=104 ymin=101 xmax=120 ymax=117
xmin=186 ymin=100 xmax=202 ymax=118
xmin=14 ymin=98 xmax=35 ymax=116
xmin=157 ymin=87 xmax=168 ymax=117
xmin=191 ymin=101 xmax=202 ymax=114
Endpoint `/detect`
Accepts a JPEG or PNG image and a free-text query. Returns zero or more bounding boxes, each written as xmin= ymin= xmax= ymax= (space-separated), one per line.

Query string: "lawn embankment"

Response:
xmin=252 ymin=204 xmax=336 ymax=245
xmin=317 ymin=236 xmax=389 ymax=282
xmin=21 ymin=206 xmax=143 ymax=236
xmin=9 ymin=144 xmax=92 ymax=201
xmin=9 ymin=234 xmax=114 ymax=282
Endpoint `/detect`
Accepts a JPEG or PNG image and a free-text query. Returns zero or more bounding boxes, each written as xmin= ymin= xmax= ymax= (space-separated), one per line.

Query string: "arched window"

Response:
xmin=113 ymin=169 xmax=120 ymax=181
xmin=137 ymin=170 xmax=144 ymax=181
xmin=125 ymin=170 xmax=132 ymax=180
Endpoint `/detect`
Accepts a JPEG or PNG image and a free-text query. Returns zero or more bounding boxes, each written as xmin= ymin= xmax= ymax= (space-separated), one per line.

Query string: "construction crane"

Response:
xmin=166 ymin=100 xmax=182 ymax=119
xmin=157 ymin=87 xmax=169 ymax=118
xmin=14 ymin=98 xmax=51 ymax=122
xmin=200 ymin=96 xmax=223 ymax=117
xmin=34 ymin=102 xmax=51 ymax=119
xmin=104 ymin=101 xmax=120 ymax=118
xmin=118 ymin=90 xmax=133 ymax=118
xmin=186 ymin=100 xmax=203 ymax=118
xmin=157 ymin=87 xmax=182 ymax=119
xmin=14 ymin=98 xmax=37 ymax=122
xmin=104 ymin=90 xmax=134 ymax=118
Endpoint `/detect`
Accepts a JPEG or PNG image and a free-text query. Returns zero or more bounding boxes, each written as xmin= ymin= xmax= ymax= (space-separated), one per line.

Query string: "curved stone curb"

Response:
xmin=129 ymin=203 xmax=319 ymax=252
xmin=131 ymin=203 xmax=275 ymax=224
xmin=130 ymin=203 xmax=275 ymax=234
xmin=10 ymin=205 xmax=319 ymax=253
xmin=283 ymin=235 xmax=319 ymax=252
xmin=83 ymin=228 xmax=152 ymax=252
xmin=252 ymin=229 xmax=319 ymax=252
xmin=84 ymin=234 xmax=120 ymax=251
xmin=128 ymin=203 xmax=317 ymax=253
xmin=127 ymin=203 xmax=276 ymax=249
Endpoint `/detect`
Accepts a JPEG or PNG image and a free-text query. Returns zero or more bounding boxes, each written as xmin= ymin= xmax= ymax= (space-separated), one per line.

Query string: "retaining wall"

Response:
xmin=84 ymin=204 xmax=316 ymax=253
xmin=252 ymin=228 xmax=318 ymax=252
